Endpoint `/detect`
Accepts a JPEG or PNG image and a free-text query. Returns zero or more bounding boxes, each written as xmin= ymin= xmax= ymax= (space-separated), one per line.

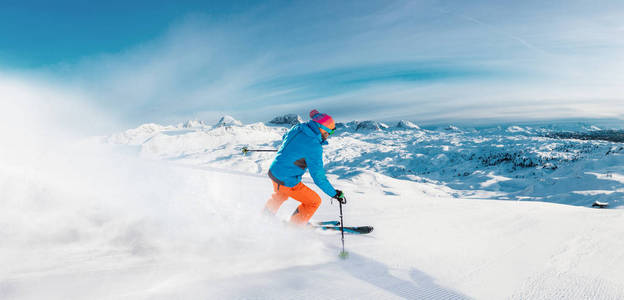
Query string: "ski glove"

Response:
xmin=333 ymin=190 xmax=347 ymax=205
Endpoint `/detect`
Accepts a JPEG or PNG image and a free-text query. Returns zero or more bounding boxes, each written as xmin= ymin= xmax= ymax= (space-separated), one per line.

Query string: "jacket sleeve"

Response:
xmin=307 ymin=145 xmax=337 ymax=197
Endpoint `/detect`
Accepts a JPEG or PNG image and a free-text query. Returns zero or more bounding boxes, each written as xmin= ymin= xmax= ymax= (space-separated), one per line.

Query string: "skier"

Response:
xmin=264 ymin=109 xmax=346 ymax=225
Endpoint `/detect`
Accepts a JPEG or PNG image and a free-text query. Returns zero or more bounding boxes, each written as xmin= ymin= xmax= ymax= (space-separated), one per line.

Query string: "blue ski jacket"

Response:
xmin=268 ymin=120 xmax=337 ymax=197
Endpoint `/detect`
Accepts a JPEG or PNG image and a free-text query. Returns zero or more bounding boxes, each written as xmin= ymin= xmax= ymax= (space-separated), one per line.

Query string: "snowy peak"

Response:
xmin=268 ymin=114 xmax=303 ymax=126
xmin=182 ymin=120 xmax=210 ymax=128
xmin=107 ymin=123 xmax=174 ymax=145
xmin=349 ymin=120 xmax=389 ymax=131
xmin=586 ymin=125 xmax=602 ymax=131
xmin=396 ymin=120 xmax=420 ymax=129
xmin=216 ymin=115 xmax=243 ymax=127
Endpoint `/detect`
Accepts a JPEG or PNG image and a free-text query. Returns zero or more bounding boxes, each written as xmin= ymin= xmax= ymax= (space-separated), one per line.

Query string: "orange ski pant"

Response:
xmin=265 ymin=180 xmax=321 ymax=225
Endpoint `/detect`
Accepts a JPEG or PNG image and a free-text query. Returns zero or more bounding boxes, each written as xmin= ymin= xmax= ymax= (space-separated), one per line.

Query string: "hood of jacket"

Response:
xmin=301 ymin=120 xmax=328 ymax=145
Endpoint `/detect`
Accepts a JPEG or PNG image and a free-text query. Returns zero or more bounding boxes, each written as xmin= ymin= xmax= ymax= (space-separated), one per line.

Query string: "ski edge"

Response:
xmin=316 ymin=225 xmax=374 ymax=234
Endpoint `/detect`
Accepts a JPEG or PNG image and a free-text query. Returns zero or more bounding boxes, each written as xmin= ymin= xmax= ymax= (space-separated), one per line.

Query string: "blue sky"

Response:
xmin=1 ymin=0 xmax=623 ymax=129
xmin=0 ymin=1 xmax=255 ymax=67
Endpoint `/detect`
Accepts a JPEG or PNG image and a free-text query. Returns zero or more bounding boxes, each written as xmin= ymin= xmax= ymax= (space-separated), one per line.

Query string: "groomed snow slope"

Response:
xmin=2 ymin=118 xmax=624 ymax=299
xmin=2 ymin=144 xmax=624 ymax=299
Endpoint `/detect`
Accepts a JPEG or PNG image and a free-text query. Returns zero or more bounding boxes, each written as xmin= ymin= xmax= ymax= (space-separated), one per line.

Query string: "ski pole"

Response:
xmin=338 ymin=198 xmax=349 ymax=259
xmin=241 ymin=146 xmax=278 ymax=155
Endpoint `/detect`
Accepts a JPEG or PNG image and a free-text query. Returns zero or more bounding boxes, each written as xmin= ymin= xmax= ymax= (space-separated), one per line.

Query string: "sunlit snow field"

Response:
xmin=2 ymin=116 xmax=624 ymax=299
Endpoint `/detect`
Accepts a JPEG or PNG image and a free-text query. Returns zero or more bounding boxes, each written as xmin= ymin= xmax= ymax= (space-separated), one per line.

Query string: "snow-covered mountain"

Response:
xmin=268 ymin=114 xmax=303 ymax=126
xmin=396 ymin=120 xmax=420 ymax=129
xmin=108 ymin=117 xmax=624 ymax=208
xmin=215 ymin=115 xmax=243 ymax=127
xmin=346 ymin=120 xmax=390 ymax=131
xmin=181 ymin=120 xmax=210 ymax=128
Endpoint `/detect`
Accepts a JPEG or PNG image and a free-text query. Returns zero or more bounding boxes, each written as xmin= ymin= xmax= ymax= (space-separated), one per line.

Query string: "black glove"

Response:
xmin=333 ymin=190 xmax=347 ymax=204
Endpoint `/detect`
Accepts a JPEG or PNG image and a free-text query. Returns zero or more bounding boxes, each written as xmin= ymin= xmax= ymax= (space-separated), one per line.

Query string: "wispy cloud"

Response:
xmin=2 ymin=0 xmax=623 ymax=129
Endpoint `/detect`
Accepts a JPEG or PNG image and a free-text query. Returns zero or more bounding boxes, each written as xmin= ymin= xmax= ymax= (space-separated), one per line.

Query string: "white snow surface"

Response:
xmin=2 ymin=118 xmax=624 ymax=299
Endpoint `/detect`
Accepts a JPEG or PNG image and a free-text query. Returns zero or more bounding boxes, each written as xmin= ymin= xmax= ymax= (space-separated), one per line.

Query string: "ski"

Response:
xmin=311 ymin=220 xmax=340 ymax=226
xmin=315 ymin=225 xmax=374 ymax=235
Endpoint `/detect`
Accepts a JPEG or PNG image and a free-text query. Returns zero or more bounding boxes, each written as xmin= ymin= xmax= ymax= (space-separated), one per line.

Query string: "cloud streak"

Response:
xmin=3 ymin=0 xmax=623 ymax=129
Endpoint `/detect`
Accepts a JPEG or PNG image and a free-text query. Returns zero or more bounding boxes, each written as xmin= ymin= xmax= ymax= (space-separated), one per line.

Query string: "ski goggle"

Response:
xmin=318 ymin=123 xmax=336 ymax=135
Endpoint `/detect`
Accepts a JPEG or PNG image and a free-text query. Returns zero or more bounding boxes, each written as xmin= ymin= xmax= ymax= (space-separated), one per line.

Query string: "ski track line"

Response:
xmin=511 ymin=271 xmax=624 ymax=300
xmin=511 ymin=212 xmax=624 ymax=299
